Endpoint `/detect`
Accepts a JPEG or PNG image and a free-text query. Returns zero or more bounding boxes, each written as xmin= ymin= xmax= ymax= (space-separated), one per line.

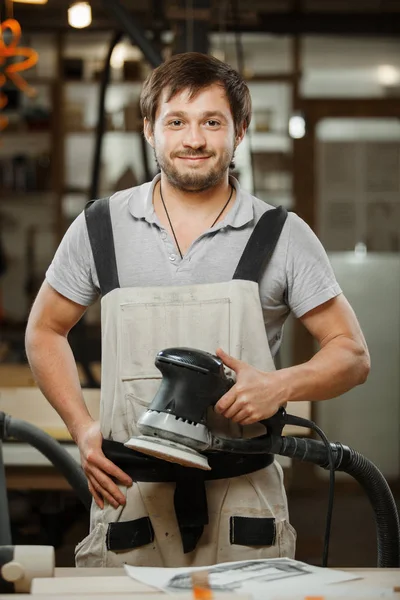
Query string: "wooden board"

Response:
xmin=0 ymin=387 xmax=100 ymax=440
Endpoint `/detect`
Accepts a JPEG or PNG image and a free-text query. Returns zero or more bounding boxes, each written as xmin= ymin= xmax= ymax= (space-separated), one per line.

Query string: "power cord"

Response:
xmin=285 ymin=414 xmax=335 ymax=567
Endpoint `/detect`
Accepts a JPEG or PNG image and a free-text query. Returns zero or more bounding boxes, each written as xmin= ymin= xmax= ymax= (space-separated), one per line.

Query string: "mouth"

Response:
xmin=176 ymin=156 xmax=211 ymax=162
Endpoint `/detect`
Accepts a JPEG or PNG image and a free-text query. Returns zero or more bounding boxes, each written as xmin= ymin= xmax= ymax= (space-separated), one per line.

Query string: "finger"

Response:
xmin=89 ymin=466 xmax=127 ymax=506
xmin=237 ymin=414 xmax=259 ymax=426
xmin=223 ymin=398 xmax=250 ymax=420
xmin=89 ymin=471 xmax=124 ymax=509
xmin=88 ymin=479 xmax=104 ymax=509
xmin=87 ymin=452 xmax=133 ymax=487
xmin=102 ymin=460 xmax=133 ymax=487
xmin=230 ymin=409 xmax=251 ymax=424
xmin=215 ymin=348 xmax=243 ymax=373
xmin=90 ymin=479 xmax=118 ymax=509
xmin=214 ymin=387 xmax=237 ymax=414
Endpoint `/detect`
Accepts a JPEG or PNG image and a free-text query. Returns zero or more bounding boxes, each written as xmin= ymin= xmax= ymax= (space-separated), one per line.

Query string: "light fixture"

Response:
xmin=11 ymin=0 xmax=48 ymax=4
xmin=110 ymin=44 xmax=126 ymax=70
xmin=354 ymin=242 xmax=367 ymax=259
xmin=68 ymin=2 xmax=92 ymax=29
xmin=288 ymin=114 xmax=306 ymax=139
xmin=377 ymin=65 xmax=400 ymax=87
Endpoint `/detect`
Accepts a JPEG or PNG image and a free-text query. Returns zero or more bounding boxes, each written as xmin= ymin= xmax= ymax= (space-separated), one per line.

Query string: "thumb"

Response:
xmin=216 ymin=347 xmax=243 ymax=373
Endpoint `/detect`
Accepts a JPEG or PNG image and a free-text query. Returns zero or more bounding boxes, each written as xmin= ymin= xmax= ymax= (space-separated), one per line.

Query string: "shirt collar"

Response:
xmin=128 ymin=173 xmax=254 ymax=229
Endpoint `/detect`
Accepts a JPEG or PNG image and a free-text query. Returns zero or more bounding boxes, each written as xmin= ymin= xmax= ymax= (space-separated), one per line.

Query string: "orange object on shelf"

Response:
xmin=0 ymin=18 xmax=39 ymax=132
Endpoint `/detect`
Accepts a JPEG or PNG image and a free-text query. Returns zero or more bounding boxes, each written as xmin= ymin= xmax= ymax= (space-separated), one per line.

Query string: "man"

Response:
xmin=25 ymin=52 xmax=370 ymax=568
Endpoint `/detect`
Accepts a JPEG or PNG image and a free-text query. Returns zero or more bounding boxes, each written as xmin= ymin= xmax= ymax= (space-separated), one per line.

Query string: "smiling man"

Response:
xmin=25 ymin=53 xmax=370 ymax=568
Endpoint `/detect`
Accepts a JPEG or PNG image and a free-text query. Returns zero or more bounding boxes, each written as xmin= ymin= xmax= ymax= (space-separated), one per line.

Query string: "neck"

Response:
xmin=154 ymin=173 xmax=235 ymax=258
xmin=157 ymin=174 xmax=232 ymax=216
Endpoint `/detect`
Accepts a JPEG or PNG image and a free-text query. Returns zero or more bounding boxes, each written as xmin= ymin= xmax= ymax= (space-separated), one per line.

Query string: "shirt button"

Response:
xmin=161 ymin=232 xmax=167 ymax=240
xmin=169 ymin=254 xmax=176 ymax=261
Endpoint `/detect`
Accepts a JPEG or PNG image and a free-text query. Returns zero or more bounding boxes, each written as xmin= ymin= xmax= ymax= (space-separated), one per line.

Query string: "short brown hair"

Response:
xmin=140 ymin=52 xmax=252 ymax=135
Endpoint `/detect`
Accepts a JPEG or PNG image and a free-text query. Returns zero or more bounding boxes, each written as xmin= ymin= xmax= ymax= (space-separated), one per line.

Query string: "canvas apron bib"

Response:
xmin=75 ymin=202 xmax=296 ymax=568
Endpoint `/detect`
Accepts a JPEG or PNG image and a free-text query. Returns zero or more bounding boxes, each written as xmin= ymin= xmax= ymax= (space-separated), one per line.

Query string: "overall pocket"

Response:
xmin=123 ymin=376 xmax=163 ymax=436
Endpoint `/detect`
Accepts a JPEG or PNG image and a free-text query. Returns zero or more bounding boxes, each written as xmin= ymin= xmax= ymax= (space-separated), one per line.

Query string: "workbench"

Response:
xmin=0 ymin=567 xmax=399 ymax=599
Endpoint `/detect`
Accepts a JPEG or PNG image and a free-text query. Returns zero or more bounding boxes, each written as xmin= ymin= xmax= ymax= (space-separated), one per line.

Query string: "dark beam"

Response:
xmin=256 ymin=11 xmax=400 ymax=36
xmin=14 ymin=10 xmax=400 ymax=36
xmin=101 ymin=0 xmax=162 ymax=68
xmin=297 ymin=98 xmax=400 ymax=119
xmin=171 ymin=0 xmax=211 ymax=54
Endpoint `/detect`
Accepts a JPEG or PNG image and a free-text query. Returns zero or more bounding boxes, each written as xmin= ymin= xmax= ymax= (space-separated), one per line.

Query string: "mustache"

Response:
xmin=171 ymin=150 xmax=215 ymax=158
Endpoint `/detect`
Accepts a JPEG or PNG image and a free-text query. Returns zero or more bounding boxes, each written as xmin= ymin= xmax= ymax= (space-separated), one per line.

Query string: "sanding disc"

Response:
xmin=124 ymin=436 xmax=211 ymax=470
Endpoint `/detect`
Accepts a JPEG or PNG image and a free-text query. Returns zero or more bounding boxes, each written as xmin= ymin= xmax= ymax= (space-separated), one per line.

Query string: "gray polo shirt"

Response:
xmin=46 ymin=175 xmax=341 ymax=356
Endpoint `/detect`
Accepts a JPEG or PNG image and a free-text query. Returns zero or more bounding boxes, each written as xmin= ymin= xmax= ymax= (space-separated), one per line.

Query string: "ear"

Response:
xmin=234 ymin=123 xmax=247 ymax=149
xmin=143 ymin=118 xmax=154 ymax=147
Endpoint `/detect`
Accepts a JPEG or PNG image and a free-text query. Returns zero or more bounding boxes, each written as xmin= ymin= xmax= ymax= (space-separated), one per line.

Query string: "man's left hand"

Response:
xmin=214 ymin=348 xmax=287 ymax=425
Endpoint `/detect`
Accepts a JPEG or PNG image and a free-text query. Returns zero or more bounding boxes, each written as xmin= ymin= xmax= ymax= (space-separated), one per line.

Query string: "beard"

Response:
xmin=154 ymin=145 xmax=235 ymax=193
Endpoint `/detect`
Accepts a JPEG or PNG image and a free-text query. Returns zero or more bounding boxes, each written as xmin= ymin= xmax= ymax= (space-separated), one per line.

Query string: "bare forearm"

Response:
xmin=25 ymin=326 xmax=94 ymax=442
xmin=279 ymin=336 xmax=370 ymax=403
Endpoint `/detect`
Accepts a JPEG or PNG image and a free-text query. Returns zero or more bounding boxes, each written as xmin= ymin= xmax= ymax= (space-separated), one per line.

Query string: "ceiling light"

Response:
xmin=68 ymin=2 xmax=92 ymax=29
xmin=11 ymin=0 xmax=48 ymax=4
xmin=377 ymin=65 xmax=400 ymax=87
xmin=289 ymin=114 xmax=306 ymax=139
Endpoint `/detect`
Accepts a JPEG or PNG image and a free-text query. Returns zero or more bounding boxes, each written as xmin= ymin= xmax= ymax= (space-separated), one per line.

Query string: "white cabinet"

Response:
xmin=315 ymin=253 xmax=400 ymax=479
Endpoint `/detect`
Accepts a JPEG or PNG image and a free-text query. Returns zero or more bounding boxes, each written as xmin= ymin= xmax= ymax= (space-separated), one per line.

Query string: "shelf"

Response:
xmin=0 ymin=130 xmax=51 ymax=137
xmin=66 ymin=129 xmax=141 ymax=134
xmin=63 ymin=187 xmax=115 ymax=196
xmin=63 ymin=187 xmax=88 ymax=195
xmin=0 ymin=191 xmax=55 ymax=203
xmin=246 ymin=73 xmax=296 ymax=84
xmin=64 ymin=79 xmax=144 ymax=86
xmin=248 ymin=133 xmax=292 ymax=153
xmin=22 ymin=78 xmax=55 ymax=85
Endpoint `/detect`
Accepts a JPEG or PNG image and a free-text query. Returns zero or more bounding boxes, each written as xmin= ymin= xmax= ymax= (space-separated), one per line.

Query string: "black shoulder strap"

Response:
xmin=232 ymin=206 xmax=288 ymax=282
xmin=85 ymin=197 xmax=120 ymax=296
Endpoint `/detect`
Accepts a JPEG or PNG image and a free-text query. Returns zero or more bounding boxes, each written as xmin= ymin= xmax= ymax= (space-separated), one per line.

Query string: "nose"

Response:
xmin=182 ymin=124 xmax=206 ymax=149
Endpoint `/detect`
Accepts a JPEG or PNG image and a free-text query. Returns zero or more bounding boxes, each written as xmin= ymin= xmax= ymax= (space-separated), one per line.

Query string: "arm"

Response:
xmin=25 ymin=282 xmax=132 ymax=507
xmin=215 ymin=294 xmax=370 ymax=425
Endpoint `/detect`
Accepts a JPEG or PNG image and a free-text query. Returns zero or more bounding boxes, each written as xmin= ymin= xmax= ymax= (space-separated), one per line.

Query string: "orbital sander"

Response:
xmin=124 ymin=347 xmax=285 ymax=470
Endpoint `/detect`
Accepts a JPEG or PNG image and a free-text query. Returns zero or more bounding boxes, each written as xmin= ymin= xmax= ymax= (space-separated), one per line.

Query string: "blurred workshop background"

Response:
xmin=0 ymin=0 xmax=399 ymax=568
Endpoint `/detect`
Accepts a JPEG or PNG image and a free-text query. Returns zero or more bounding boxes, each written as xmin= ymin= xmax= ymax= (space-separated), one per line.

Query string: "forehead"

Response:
xmin=156 ymin=83 xmax=233 ymax=119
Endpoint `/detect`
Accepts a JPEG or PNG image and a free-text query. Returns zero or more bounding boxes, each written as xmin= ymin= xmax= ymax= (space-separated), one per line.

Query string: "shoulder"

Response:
xmin=248 ymin=193 xmax=321 ymax=245
xmin=240 ymin=189 xmax=277 ymax=221
xmin=109 ymin=182 xmax=153 ymax=221
xmin=243 ymin=191 xmax=305 ymax=241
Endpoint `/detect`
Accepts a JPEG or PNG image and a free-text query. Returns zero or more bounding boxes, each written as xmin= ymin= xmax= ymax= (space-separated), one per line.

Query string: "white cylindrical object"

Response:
xmin=0 ymin=546 xmax=55 ymax=593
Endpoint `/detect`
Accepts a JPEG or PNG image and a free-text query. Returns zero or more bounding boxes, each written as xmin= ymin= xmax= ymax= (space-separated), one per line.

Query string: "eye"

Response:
xmin=168 ymin=120 xmax=183 ymax=127
xmin=206 ymin=120 xmax=220 ymax=127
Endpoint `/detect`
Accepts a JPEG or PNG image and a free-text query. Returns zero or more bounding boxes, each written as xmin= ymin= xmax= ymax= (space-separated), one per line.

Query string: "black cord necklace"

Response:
xmin=159 ymin=183 xmax=234 ymax=259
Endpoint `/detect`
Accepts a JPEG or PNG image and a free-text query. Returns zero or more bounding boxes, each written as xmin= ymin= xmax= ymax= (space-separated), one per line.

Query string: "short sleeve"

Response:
xmin=46 ymin=211 xmax=99 ymax=306
xmin=286 ymin=213 xmax=342 ymax=318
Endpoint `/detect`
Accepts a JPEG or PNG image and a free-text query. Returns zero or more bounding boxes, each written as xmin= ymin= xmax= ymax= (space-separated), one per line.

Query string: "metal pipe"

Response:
xmin=0 ymin=438 xmax=12 ymax=545
xmin=89 ymin=31 xmax=123 ymax=201
xmin=100 ymin=0 xmax=162 ymax=68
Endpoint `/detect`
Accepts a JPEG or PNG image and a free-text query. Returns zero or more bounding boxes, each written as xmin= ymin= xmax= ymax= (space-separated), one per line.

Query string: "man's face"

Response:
xmin=146 ymin=84 xmax=243 ymax=192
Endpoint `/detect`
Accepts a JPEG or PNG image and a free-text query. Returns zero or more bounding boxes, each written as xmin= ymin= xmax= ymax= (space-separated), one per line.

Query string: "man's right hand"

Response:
xmin=75 ymin=421 xmax=133 ymax=509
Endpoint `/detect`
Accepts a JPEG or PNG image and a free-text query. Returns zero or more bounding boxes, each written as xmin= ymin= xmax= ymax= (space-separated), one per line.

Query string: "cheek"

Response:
xmin=154 ymin=132 xmax=176 ymax=157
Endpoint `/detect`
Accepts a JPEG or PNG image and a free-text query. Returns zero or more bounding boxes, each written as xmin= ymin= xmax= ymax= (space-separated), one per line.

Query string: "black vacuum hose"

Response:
xmin=211 ymin=431 xmax=400 ymax=567
xmin=1 ymin=413 xmax=91 ymax=511
xmin=276 ymin=436 xmax=400 ymax=568
xmin=338 ymin=444 xmax=400 ymax=569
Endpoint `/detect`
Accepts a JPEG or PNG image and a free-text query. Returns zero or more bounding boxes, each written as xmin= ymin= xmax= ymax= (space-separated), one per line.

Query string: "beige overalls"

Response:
xmin=75 ymin=201 xmax=296 ymax=567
